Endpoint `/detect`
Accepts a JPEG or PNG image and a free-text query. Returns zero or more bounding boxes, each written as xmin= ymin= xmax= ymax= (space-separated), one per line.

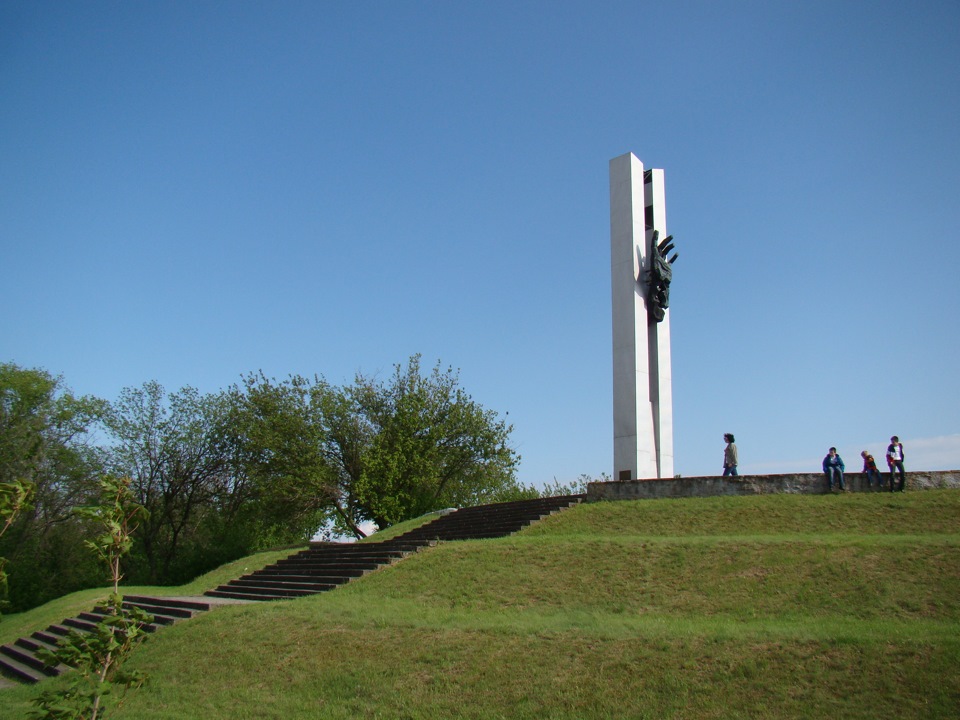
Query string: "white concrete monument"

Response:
xmin=609 ymin=152 xmax=677 ymax=480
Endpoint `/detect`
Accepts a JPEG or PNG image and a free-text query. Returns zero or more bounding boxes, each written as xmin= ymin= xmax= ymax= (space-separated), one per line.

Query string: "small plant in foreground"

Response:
xmin=30 ymin=476 xmax=151 ymax=720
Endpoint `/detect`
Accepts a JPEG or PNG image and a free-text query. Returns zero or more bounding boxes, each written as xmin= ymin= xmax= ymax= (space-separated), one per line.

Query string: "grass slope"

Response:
xmin=1 ymin=491 xmax=958 ymax=719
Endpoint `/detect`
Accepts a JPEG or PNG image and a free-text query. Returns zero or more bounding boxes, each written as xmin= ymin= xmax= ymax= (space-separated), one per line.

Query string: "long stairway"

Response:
xmin=204 ymin=541 xmax=427 ymax=601
xmin=205 ymin=494 xmax=583 ymax=602
xmin=0 ymin=595 xmax=213 ymax=685
xmin=0 ymin=494 xmax=583 ymax=685
xmin=390 ymin=494 xmax=585 ymax=544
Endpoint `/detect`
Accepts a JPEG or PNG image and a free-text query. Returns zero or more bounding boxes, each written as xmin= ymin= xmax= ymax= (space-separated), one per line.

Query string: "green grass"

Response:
xmin=2 ymin=490 xmax=958 ymax=718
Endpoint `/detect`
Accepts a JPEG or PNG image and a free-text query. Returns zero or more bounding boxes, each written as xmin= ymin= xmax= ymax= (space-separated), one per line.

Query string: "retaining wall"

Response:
xmin=586 ymin=470 xmax=960 ymax=502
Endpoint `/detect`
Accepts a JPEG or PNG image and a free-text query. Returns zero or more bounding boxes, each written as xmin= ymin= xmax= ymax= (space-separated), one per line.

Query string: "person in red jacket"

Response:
xmin=861 ymin=450 xmax=882 ymax=490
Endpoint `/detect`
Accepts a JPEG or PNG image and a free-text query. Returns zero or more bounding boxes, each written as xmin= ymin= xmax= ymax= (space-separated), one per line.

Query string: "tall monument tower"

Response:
xmin=609 ymin=152 xmax=676 ymax=480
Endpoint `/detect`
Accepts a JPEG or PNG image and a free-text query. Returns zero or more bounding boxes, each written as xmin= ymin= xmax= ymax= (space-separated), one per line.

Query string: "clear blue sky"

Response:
xmin=3 ymin=1 xmax=959 ymax=486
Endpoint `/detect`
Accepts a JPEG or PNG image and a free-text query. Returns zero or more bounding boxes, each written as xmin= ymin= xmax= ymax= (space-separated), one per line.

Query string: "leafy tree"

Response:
xmin=0 ymin=363 xmax=106 ymax=612
xmin=353 ymin=355 xmax=521 ymax=528
xmin=229 ymin=373 xmax=366 ymax=540
xmin=232 ymin=356 xmax=523 ymax=538
xmin=0 ymin=363 xmax=106 ymax=496
xmin=103 ymin=382 xmax=254 ymax=584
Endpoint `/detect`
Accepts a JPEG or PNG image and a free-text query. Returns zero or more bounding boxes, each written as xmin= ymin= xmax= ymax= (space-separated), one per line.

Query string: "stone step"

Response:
xmin=31 ymin=630 xmax=63 ymax=647
xmin=67 ymin=613 xmax=162 ymax=634
xmin=0 ymin=649 xmax=45 ymax=684
xmin=229 ymin=578 xmax=341 ymax=592
xmin=405 ymin=513 xmax=543 ymax=526
xmin=423 ymin=508 xmax=569 ymax=526
xmin=0 ymin=642 xmax=60 ymax=676
xmin=281 ymin=550 xmax=410 ymax=562
xmin=45 ymin=624 xmax=74 ymax=638
xmin=63 ymin=616 xmax=98 ymax=633
xmin=208 ymin=584 xmax=318 ymax=598
xmin=451 ymin=507 xmax=560 ymax=516
xmin=483 ymin=494 xmax=583 ymax=508
xmin=78 ymin=610 xmax=118 ymax=625
xmin=119 ymin=600 xmax=195 ymax=620
xmin=253 ymin=565 xmax=371 ymax=577
xmin=204 ymin=588 xmax=292 ymax=602
xmin=287 ymin=545 xmax=405 ymax=553
xmin=305 ymin=541 xmax=428 ymax=551
xmin=240 ymin=572 xmax=353 ymax=585
xmin=371 ymin=541 xmax=432 ymax=552
xmin=432 ymin=505 xmax=571 ymax=521
xmin=277 ymin=555 xmax=403 ymax=567
xmin=92 ymin=605 xmax=179 ymax=626
xmin=398 ymin=522 xmax=537 ymax=538
xmin=398 ymin=522 xmax=535 ymax=536
xmin=443 ymin=505 xmax=560 ymax=516
xmin=15 ymin=635 xmax=60 ymax=658
xmin=125 ymin=595 xmax=214 ymax=613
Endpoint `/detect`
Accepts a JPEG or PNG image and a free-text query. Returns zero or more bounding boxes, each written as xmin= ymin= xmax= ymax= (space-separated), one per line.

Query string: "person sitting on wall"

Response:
xmin=823 ymin=447 xmax=846 ymax=492
xmin=722 ymin=433 xmax=738 ymax=477
xmin=861 ymin=450 xmax=882 ymax=490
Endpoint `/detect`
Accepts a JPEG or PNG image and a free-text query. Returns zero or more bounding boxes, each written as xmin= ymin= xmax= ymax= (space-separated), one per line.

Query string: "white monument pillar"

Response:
xmin=610 ymin=152 xmax=674 ymax=480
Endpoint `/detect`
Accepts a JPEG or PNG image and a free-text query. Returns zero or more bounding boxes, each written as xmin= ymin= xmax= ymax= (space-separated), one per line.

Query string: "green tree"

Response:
xmin=104 ymin=382 xmax=255 ymax=584
xmin=232 ymin=356 xmax=523 ymax=538
xmin=0 ymin=363 xmax=106 ymax=612
xmin=0 ymin=363 xmax=105 ymax=490
xmin=353 ymin=355 xmax=521 ymax=528
xmin=230 ymin=373 xmax=366 ymax=540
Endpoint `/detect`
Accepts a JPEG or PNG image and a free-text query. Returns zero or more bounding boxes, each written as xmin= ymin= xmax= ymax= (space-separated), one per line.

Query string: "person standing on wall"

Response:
xmin=723 ymin=433 xmax=738 ymax=476
xmin=823 ymin=447 xmax=846 ymax=492
xmin=887 ymin=436 xmax=906 ymax=492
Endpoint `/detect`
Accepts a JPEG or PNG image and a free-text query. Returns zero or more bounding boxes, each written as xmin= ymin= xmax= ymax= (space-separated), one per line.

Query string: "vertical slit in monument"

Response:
xmin=644 ymin=171 xmax=654 ymax=231
xmin=646 ymin=246 xmax=662 ymax=478
xmin=644 ymin=172 xmax=662 ymax=479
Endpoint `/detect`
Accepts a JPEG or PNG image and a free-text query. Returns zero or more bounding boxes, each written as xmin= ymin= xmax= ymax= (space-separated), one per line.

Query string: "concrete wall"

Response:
xmin=586 ymin=471 xmax=960 ymax=502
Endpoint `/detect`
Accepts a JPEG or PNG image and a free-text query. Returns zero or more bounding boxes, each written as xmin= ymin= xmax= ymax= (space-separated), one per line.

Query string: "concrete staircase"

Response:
xmin=0 ymin=595 xmax=212 ymax=685
xmin=205 ymin=494 xmax=584 ymax=602
xmin=204 ymin=542 xmax=426 ymax=601
xmin=390 ymin=494 xmax=585 ymax=544
xmin=0 ymin=494 xmax=583 ymax=685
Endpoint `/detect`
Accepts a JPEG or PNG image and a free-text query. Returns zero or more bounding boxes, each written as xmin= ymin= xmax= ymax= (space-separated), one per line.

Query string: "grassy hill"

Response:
xmin=1 ymin=490 xmax=958 ymax=719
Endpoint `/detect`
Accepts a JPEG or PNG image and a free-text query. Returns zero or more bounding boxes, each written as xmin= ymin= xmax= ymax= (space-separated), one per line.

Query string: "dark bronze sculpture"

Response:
xmin=644 ymin=230 xmax=678 ymax=323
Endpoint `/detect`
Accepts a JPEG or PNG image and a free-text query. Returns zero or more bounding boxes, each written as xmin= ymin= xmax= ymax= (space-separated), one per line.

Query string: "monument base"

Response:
xmin=587 ymin=471 xmax=960 ymax=501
